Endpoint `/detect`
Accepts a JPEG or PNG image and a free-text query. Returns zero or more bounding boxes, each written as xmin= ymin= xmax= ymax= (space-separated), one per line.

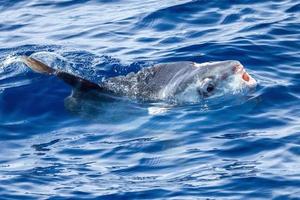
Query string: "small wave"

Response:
xmin=0 ymin=0 xmax=299 ymax=199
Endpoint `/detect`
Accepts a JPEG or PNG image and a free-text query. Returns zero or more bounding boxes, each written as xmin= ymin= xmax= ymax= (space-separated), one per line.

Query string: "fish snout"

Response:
xmin=233 ymin=64 xmax=257 ymax=87
xmin=232 ymin=63 xmax=244 ymax=74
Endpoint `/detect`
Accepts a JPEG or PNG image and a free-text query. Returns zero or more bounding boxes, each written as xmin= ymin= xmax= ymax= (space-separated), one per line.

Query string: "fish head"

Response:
xmin=175 ymin=60 xmax=257 ymax=102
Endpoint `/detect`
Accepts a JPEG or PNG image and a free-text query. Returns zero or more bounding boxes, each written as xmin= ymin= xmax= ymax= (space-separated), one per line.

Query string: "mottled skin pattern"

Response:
xmin=103 ymin=62 xmax=198 ymax=100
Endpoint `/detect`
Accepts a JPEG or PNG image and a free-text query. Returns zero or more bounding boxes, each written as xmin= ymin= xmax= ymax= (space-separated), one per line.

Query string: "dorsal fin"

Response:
xmin=22 ymin=56 xmax=55 ymax=74
xmin=22 ymin=56 xmax=103 ymax=91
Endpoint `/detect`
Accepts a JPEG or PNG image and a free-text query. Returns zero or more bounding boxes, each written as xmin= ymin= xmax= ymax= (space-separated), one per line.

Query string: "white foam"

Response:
xmin=1 ymin=55 xmax=23 ymax=69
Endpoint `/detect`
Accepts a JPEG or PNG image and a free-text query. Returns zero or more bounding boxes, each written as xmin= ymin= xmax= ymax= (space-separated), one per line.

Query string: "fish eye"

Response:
xmin=197 ymin=78 xmax=216 ymax=97
xmin=206 ymin=83 xmax=215 ymax=93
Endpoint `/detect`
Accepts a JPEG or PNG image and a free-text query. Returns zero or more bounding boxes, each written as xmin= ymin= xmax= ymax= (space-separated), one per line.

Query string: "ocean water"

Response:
xmin=0 ymin=0 xmax=300 ymax=199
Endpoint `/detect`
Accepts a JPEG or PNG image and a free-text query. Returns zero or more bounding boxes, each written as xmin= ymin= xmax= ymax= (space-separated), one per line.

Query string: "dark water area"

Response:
xmin=0 ymin=0 xmax=300 ymax=199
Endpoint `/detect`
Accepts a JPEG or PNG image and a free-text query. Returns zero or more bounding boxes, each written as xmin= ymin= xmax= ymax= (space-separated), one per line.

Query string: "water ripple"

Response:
xmin=0 ymin=0 xmax=300 ymax=199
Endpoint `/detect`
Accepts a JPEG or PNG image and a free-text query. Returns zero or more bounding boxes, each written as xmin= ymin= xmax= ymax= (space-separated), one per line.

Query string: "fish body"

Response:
xmin=22 ymin=56 xmax=257 ymax=104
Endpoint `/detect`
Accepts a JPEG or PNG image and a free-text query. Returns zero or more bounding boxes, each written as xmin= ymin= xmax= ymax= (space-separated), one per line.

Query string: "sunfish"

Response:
xmin=22 ymin=56 xmax=257 ymax=104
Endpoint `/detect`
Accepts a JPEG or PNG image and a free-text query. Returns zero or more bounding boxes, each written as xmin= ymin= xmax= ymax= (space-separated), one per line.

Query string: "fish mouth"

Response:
xmin=242 ymin=72 xmax=250 ymax=82
xmin=242 ymin=71 xmax=257 ymax=87
xmin=233 ymin=64 xmax=257 ymax=87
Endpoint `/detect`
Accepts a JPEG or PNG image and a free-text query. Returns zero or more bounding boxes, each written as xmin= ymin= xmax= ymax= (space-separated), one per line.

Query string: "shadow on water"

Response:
xmin=64 ymin=91 xmax=149 ymax=123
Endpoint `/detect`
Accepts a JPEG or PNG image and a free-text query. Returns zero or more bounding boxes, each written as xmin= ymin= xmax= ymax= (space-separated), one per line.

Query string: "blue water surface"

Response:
xmin=0 ymin=0 xmax=300 ymax=199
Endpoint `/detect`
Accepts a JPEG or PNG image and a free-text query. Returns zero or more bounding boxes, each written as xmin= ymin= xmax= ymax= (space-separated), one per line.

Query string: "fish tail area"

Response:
xmin=22 ymin=56 xmax=103 ymax=91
